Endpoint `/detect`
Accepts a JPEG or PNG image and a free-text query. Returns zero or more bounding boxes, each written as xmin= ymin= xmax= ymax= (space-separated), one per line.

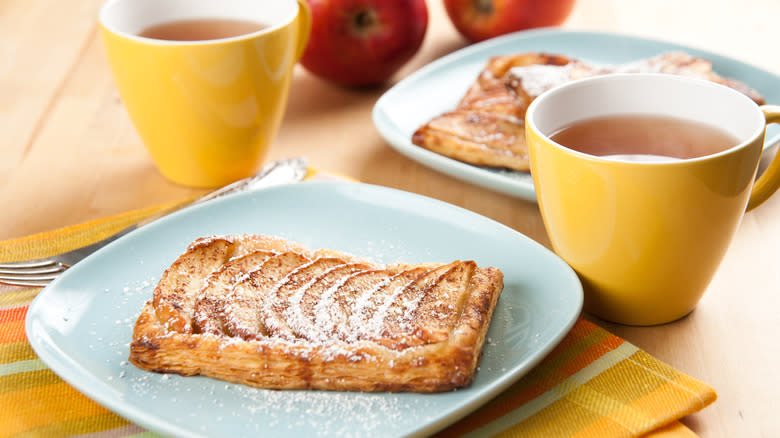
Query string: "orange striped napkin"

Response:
xmin=0 ymin=172 xmax=716 ymax=438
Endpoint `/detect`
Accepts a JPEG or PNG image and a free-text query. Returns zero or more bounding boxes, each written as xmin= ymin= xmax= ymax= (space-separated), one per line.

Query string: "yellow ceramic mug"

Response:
xmin=99 ymin=0 xmax=311 ymax=187
xmin=526 ymin=74 xmax=780 ymax=326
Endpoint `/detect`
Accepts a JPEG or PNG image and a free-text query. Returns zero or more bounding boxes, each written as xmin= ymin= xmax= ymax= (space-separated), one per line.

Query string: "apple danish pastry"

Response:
xmin=129 ymin=234 xmax=504 ymax=393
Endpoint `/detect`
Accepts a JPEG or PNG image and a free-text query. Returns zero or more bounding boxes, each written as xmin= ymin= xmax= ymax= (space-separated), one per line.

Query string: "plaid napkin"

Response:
xmin=0 ymin=170 xmax=716 ymax=438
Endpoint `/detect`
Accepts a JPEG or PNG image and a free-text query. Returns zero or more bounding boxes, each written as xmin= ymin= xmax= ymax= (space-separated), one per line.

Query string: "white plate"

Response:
xmin=373 ymin=28 xmax=780 ymax=201
xmin=26 ymin=182 xmax=583 ymax=438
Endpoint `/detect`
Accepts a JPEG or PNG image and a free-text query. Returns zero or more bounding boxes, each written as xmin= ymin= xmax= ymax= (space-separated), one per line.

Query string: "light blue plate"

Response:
xmin=373 ymin=28 xmax=780 ymax=202
xmin=26 ymin=182 xmax=582 ymax=438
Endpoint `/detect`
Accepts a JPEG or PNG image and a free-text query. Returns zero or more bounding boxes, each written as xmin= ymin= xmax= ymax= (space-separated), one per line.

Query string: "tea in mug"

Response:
xmin=138 ymin=18 xmax=267 ymax=41
xmin=549 ymin=114 xmax=740 ymax=162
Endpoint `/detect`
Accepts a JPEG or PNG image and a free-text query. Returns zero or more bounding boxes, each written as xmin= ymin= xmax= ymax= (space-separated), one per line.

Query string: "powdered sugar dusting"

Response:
xmin=283 ymin=263 xmax=348 ymax=340
xmin=344 ymin=275 xmax=391 ymax=342
xmin=508 ymin=51 xmax=744 ymax=99
xmin=150 ymin=236 xmax=467 ymax=357
xmin=359 ymin=273 xmax=420 ymax=340
xmin=121 ymin=366 xmax=435 ymax=437
xmin=509 ymin=63 xmax=574 ymax=97
xmin=311 ymin=271 xmax=360 ymax=342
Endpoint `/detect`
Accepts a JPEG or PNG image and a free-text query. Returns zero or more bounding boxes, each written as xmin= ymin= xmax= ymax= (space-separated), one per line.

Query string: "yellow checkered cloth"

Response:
xmin=0 ymin=171 xmax=715 ymax=437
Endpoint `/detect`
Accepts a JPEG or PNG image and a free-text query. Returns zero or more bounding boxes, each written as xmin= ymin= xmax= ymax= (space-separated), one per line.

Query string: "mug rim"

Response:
xmin=525 ymin=73 xmax=766 ymax=166
xmin=98 ymin=0 xmax=300 ymax=46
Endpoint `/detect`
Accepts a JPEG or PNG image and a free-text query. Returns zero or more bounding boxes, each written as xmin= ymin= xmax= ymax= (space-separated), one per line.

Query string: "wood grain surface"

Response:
xmin=2 ymin=1 xmax=778 ymax=436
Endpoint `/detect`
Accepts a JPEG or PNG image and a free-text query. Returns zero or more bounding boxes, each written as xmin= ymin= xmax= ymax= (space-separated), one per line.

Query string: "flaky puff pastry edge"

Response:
xmin=129 ymin=235 xmax=504 ymax=393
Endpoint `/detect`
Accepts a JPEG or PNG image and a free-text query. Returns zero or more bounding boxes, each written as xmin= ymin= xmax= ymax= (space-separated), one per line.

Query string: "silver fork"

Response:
xmin=0 ymin=157 xmax=308 ymax=287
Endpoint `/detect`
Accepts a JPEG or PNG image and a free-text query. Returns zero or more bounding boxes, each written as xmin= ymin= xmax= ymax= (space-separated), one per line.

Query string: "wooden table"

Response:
xmin=2 ymin=1 xmax=778 ymax=436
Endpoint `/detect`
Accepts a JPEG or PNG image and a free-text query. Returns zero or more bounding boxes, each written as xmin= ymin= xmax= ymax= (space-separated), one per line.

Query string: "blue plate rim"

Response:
xmin=25 ymin=181 xmax=583 ymax=438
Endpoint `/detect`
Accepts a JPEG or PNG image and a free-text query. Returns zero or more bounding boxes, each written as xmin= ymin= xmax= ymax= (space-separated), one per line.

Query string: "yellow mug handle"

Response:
xmin=747 ymin=105 xmax=780 ymax=211
xmin=294 ymin=0 xmax=312 ymax=61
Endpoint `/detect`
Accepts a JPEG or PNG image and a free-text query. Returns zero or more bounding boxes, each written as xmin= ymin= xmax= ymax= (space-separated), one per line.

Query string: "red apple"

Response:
xmin=300 ymin=0 xmax=428 ymax=87
xmin=444 ymin=0 xmax=576 ymax=43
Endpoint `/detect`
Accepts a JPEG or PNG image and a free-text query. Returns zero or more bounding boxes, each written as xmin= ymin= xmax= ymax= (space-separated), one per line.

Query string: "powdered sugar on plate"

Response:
xmin=122 ymin=368 xmax=429 ymax=437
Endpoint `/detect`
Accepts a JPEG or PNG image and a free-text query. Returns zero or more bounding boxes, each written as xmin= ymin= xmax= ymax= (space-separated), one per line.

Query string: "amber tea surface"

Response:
xmin=138 ymin=18 xmax=267 ymax=41
xmin=549 ymin=114 xmax=740 ymax=161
